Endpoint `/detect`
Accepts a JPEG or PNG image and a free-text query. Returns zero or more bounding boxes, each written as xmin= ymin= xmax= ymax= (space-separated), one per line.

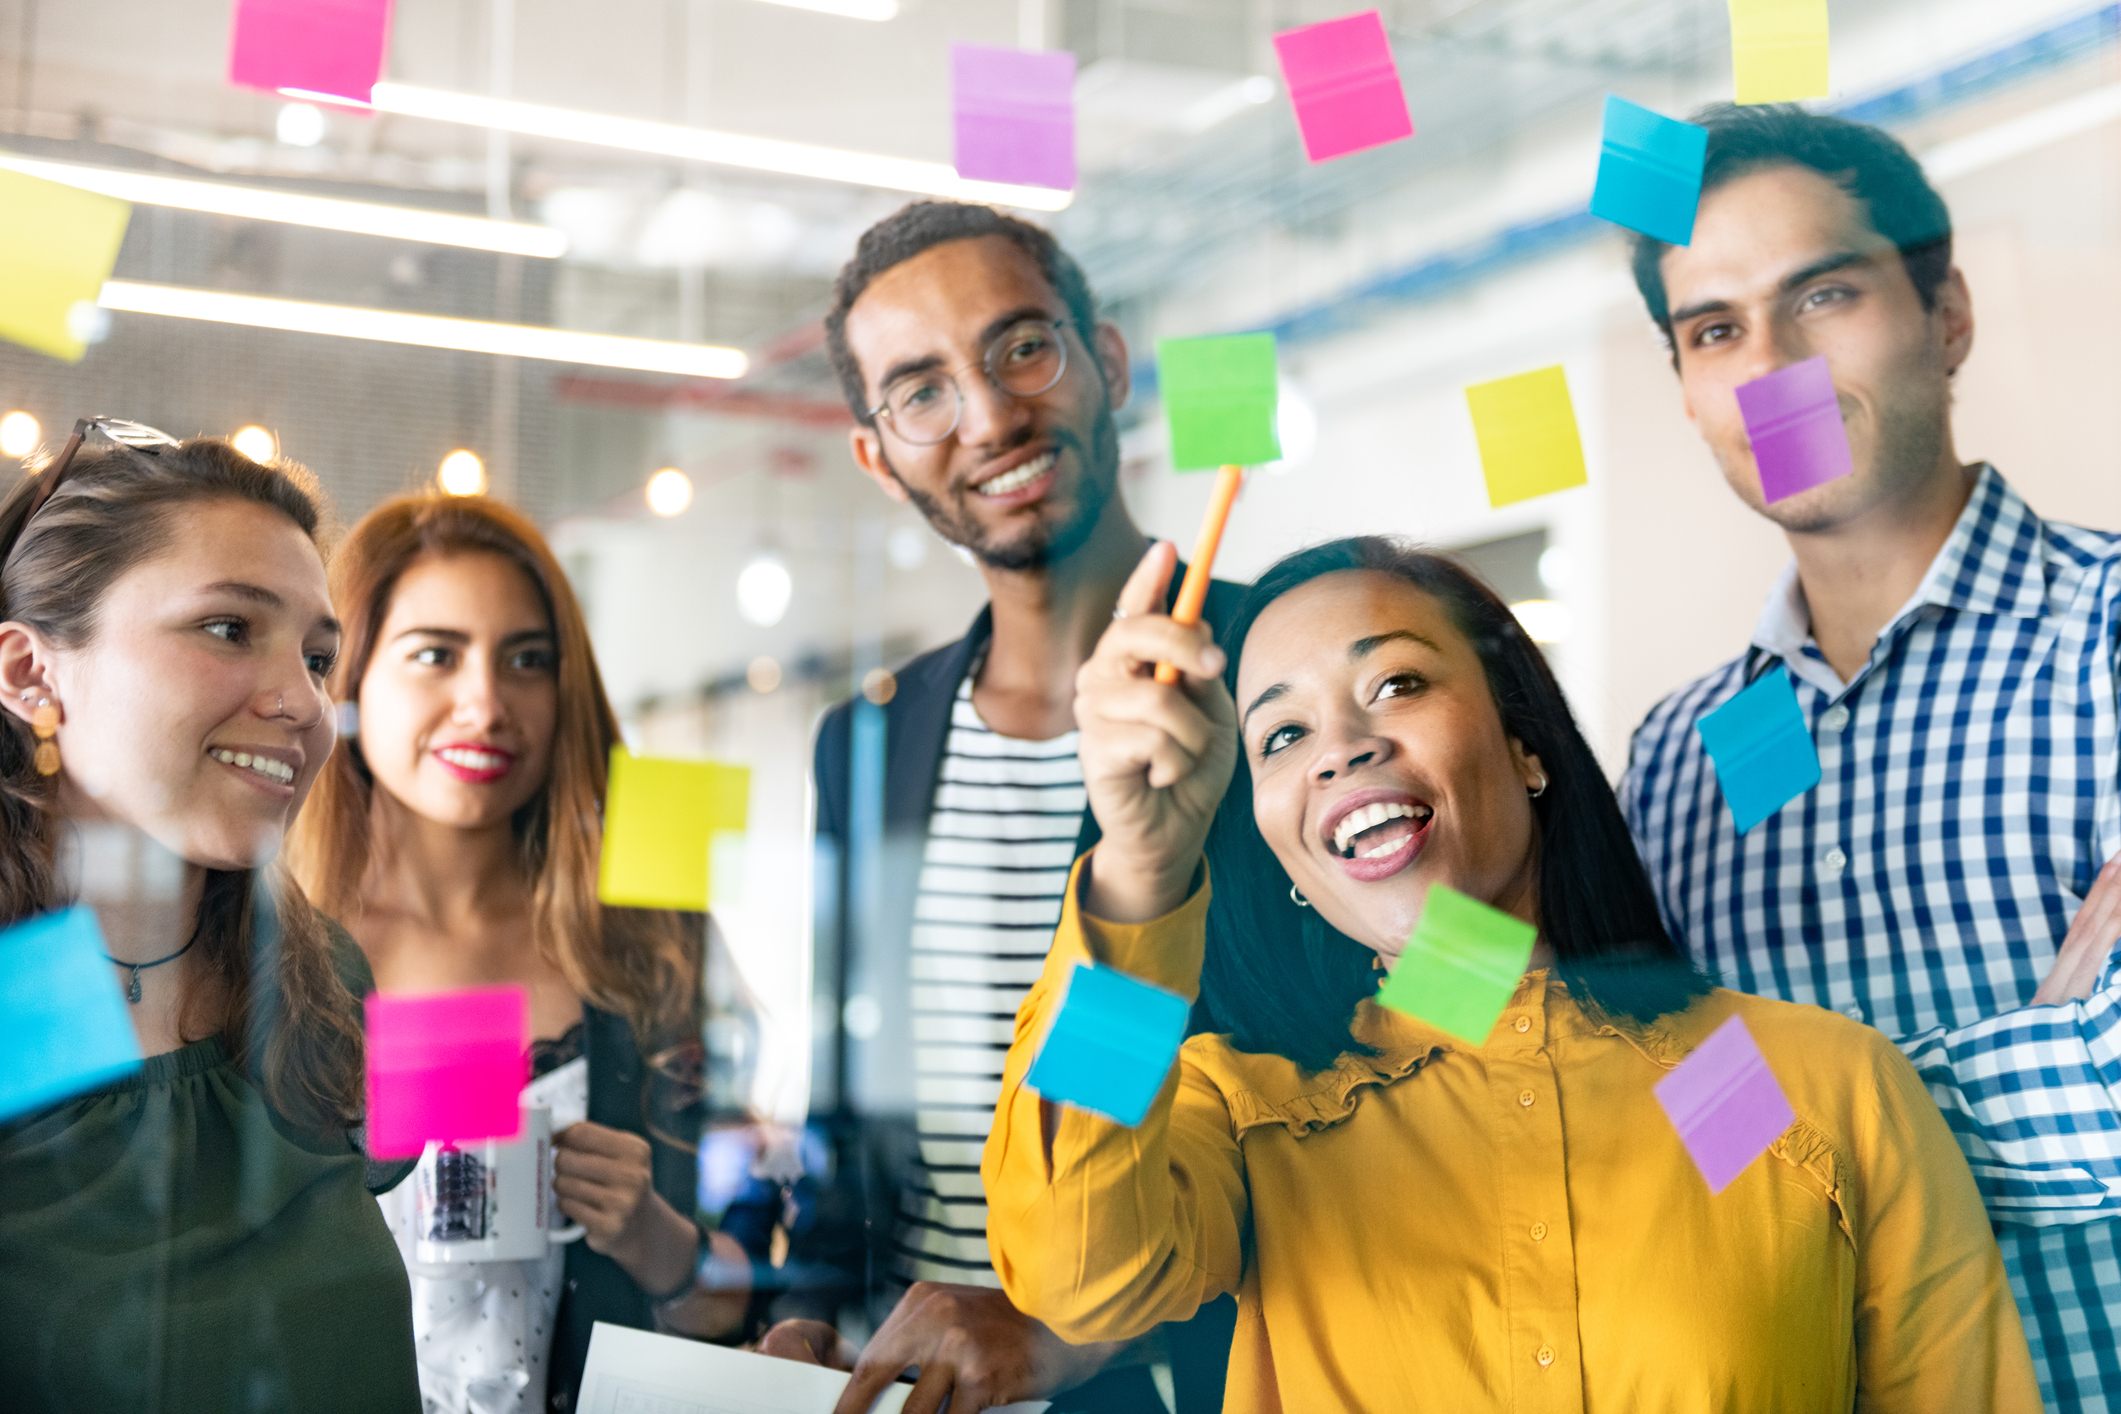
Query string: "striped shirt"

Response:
xmin=896 ymin=675 xmax=1083 ymax=1286
xmin=1622 ymin=467 xmax=2121 ymax=1412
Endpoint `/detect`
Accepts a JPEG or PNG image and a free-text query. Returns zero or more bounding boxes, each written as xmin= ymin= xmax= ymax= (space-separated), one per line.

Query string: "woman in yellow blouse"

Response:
xmin=981 ymin=536 xmax=2038 ymax=1413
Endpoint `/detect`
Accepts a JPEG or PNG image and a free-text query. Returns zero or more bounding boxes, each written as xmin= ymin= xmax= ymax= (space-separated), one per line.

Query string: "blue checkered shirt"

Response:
xmin=1622 ymin=468 xmax=2121 ymax=1412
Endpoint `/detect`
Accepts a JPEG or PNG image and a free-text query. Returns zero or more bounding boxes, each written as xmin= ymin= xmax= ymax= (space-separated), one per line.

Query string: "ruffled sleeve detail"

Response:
xmin=1769 ymin=1117 xmax=1855 ymax=1245
xmin=1200 ymin=1015 xmax=1445 ymax=1140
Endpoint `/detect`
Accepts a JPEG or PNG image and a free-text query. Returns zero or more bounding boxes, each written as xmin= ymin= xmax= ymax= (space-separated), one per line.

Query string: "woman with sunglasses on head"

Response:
xmin=0 ymin=422 xmax=419 ymax=1411
xmin=982 ymin=537 xmax=2039 ymax=1412
xmin=285 ymin=493 xmax=752 ymax=1414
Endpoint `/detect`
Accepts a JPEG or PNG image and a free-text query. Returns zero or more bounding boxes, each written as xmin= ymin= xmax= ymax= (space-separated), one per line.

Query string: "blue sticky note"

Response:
xmin=0 ymin=906 xmax=142 ymax=1120
xmin=1026 ymin=961 xmax=1190 ymax=1127
xmin=1695 ymin=666 xmax=1822 ymax=834
xmin=1589 ymin=95 xmax=1708 ymax=246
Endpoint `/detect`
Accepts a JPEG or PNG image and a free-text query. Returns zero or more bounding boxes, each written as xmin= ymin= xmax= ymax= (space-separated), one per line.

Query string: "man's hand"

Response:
xmin=553 ymin=1121 xmax=698 ymax=1297
xmin=760 ymin=1283 xmax=1123 ymax=1414
xmin=2035 ymin=851 xmax=2121 ymax=1004
xmin=758 ymin=1317 xmax=860 ymax=1370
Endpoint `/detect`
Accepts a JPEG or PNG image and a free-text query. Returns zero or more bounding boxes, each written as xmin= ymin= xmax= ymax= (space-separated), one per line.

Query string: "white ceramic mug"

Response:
xmin=412 ymin=1104 xmax=587 ymax=1264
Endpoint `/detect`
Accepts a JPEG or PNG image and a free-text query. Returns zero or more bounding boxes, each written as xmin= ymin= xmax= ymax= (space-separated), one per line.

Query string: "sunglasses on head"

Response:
xmin=16 ymin=418 xmax=183 ymax=530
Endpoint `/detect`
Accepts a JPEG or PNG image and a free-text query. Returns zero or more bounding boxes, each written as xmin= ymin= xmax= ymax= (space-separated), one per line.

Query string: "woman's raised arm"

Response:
xmin=1072 ymin=541 xmax=1237 ymax=922
xmin=981 ymin=863 xmax=1249 ymax=1345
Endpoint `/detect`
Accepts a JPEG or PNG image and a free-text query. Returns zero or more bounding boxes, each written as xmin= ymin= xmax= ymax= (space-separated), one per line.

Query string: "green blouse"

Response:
xmin=0 ymin=939 xmax=417 ymax=1413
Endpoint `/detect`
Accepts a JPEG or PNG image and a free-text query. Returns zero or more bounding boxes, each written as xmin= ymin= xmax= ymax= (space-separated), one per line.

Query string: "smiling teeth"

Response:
xmin=437 ymin=747 xmax=508 ymax=772
xmin=210 ymin=749 xmax=293 ymax=784
xmin=1332 ymin=800 xmax=1432 ymax=855
xmin=975 ymin=451 xmax=1054 ymax=497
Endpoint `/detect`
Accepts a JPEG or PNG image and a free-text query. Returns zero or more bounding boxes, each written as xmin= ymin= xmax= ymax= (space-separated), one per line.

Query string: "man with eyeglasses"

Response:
xmin=761 ymin=203 xmax=1242 ymax=1413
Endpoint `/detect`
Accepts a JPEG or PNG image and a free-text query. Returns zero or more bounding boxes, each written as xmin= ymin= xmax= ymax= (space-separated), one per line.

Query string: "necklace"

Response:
xmin=104 ymin=928 xmax=201 ymax=1004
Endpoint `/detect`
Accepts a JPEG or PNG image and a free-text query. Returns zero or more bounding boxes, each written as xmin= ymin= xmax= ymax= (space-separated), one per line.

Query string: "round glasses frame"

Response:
xmin=867 ymin=317 xmax=1076 ymax=446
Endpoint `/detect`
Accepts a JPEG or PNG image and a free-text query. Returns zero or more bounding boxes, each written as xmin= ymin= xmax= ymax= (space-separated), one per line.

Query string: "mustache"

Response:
xmin=962 ymin=426 xmax=1087 ymax=491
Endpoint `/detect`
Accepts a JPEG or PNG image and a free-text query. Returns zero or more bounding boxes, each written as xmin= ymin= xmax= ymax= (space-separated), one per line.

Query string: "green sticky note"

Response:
xmin=1157 ymin=333 xmax=1281 ymax=470
xmin=1377 ymin=884 xmax=1537 ymax=1042
xmin=597 ymin=749 xmax=750 ymax=911
xmin=0 ymin=169 xmax=130 ymax=362
xmin=1465 ymin=364 xmax=1588 ymax=508
xmin=1729 ymin=0 xmax=1829 ymax=105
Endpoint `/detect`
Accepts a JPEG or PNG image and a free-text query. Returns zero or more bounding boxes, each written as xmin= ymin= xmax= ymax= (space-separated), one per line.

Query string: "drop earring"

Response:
xmin=26 ymin=694 xmax=58 ymax=777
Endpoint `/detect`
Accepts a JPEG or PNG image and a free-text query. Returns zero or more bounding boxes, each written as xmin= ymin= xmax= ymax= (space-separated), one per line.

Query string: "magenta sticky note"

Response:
xmin=952 ymin=45 xmax=1076 ymax=191
xmin=228 ymin=0 xmax=395 ymax=105
xmin=366 ymin=984 xmax=528 ymax=1159
xmin=1654 ymin=1013 xmax=1796 ymax=1194
xmin=1271 ymin=10 xmax=1414 ymax=163
xmin=1734 ymin=356 xmax=1853 ymax=504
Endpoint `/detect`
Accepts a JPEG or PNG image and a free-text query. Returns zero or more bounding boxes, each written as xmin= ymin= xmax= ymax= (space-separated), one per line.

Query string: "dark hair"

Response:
xmin=0 ymin=437 xmax=366 ymax=1133
xmin=824 ymin=200 xmax=1100 ymax=425
xmin=1200 ymin=537 xmax=1712 ymax=1072
xmin=1630 ymin=103 xmax=1953 ymax=348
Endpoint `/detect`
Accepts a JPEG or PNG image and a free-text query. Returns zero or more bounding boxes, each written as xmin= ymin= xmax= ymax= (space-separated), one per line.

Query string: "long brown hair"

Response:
xmin=285 ymin=495 xmax=701 ymax=1050
xmin=0 ymin=438 xmax=366 ymax=1133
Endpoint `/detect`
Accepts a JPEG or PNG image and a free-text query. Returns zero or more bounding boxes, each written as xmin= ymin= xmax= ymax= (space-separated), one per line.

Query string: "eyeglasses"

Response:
xmin=17 ymin=417 xmax=181 ymax=528
xmin=868 ymin=318 xmax=1075 ymax=446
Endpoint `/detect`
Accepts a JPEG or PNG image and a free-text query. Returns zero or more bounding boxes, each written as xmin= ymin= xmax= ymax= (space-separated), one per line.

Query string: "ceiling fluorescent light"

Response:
xmin=352 ymin=83 xmax=1071 ymax=211
xmin=97 ymin=281 xmax=748 ymax=379
xmin=754 ymin=0 xmax=898 ymax=17
xmin=0 ymin=153 xmax=567 ymax=258
xmin=1922 ymin=82 xmax=2121 ymax=181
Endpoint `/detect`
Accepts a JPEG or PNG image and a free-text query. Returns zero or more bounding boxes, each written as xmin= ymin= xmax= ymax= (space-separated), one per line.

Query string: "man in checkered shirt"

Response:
xmin=1620 ymin=104 xmax=2121 ymax=1410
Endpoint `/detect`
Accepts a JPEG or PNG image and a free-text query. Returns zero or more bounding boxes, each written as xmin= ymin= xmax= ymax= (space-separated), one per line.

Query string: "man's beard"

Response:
xmin=886 ymin=402 xmax=1120 ymax=573
xmin=1741 ymin=351 xmax=1951 ymax=536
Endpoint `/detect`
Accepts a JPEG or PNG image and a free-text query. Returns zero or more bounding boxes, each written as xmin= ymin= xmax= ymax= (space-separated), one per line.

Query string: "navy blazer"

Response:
xmin=809 ymin=567 xmax=1247 ymax=1414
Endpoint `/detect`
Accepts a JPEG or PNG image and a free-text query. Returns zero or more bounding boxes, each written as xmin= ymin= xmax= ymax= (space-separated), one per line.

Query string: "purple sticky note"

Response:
xmin=1734 ymin=356 xmax=1853 ymax=504
xmin=366 ymin=984 xmax=528 ymax=1159
xmin=1654 ymin=1013 xmax=1796 ymax=1193
xmin=1272 ymin=10 xmax=1414 ymax=163
xmin=952 ymin=45 xmax=1076 ymax=191
xmin=228 ymin=0 xmax=395 ymax=105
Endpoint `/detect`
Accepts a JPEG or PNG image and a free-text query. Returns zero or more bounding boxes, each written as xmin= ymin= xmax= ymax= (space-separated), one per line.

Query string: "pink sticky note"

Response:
xmin=1734 ymin=355 xmax=1853 ymax=504
xmin=1654 ymin=1013 xmax=1796 ymax=1193
xmin=228 ymin=0 xmax=395 ymax=105
xmin=1272 ymin=10 xmax=1414 ymax=163
xmin=952 ymin=45 xmax=1077 ymax=191
xmin=366 ymin=984 xmax=528 ymax=1159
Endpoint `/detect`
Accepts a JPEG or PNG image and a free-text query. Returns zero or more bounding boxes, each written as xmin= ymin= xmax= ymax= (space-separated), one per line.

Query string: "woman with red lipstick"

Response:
xmin=982 ymin=536 xmax=2038 ymax=1412
xmin=0 ymin=425 xmax=418 ymax=1412
xmin=286 ymin=494 xmax=750 ymax=1414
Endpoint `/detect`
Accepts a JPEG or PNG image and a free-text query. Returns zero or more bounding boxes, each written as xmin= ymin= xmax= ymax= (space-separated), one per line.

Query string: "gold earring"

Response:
xmin=29 ymin=696 xmax=59 ymax=776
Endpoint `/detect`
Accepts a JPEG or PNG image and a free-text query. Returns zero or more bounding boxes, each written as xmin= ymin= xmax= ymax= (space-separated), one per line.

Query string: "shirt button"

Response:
xmin=1820 ymin=703 xmax=1850 ymax=731
xmin=1531 ymin=1221 xmax=1548 ymax=1240
xmin=1536 ymin=1344 xmax=1555 ymax=1367
xmin=1519 ymin=1089 xmax=1535 ymax=1108
xmin=1515 ymin=1016 xmax=1532 ymax=1033
xmin=1822 ymin=847 xmax=1847 ymax=878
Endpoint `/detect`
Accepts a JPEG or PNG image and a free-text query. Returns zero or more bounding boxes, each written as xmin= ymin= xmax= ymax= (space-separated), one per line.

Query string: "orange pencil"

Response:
xmin=1155 ymin=463 xmax=1244 ymax=684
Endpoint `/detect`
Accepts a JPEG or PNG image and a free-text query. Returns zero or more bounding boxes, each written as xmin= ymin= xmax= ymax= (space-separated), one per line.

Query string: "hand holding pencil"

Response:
xmin=1076 ymin=539 xmax=1238 ymax=923
xmin=1155 ymin=463 xmax=1244 ymax=683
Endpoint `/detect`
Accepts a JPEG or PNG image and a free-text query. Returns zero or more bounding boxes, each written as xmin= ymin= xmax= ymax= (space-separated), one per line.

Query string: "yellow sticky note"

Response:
xmin=1729 ymin=0 xmax=1829 ymax=105
xmin=0 ymin=169 xmax=130 ymax=362
xmin=1465 ymin=365 xmax=1588 ymax=509
xmin=597 ymin=749 xmax=750 ymax=911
